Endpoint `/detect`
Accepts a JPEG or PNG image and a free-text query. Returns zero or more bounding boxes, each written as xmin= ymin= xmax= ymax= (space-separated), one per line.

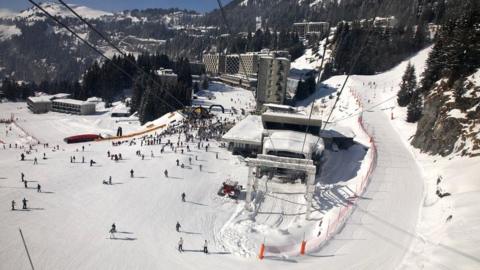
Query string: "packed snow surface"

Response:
xmin=1 ymin=45 xmax=478 ymax=270
xmin=335 ymin=45 xmax=480 ymax=269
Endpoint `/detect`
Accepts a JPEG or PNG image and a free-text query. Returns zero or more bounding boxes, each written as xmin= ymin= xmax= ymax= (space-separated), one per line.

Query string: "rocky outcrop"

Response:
xmin=412 ymin=74 xmax=480 ymax=156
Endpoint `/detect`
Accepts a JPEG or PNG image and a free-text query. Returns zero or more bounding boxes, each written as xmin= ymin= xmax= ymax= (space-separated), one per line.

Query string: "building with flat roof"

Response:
xmin=51 ymin=99 xmax=96 ymax=115
xmin=256 ymin=56 xmax=290 ymax=108
xmin=222 ymin=115 xmax=264 ymax=156
xmin=157 ymin=68 xmax=178 ymax=83
xmin=27 ymin=93 xmax=72 ymax=114
xmin=263 ymin=130 xmax=324 ymax=160
xmin=219 ymin=74 xmax=257 ymax=89
xmin=293 ymin=22 xmax=330 ymax=38
xmin=261 ymin=110 xmax=323 ymax=134
xmin=27 ymin=96 xmax=52 ymax=114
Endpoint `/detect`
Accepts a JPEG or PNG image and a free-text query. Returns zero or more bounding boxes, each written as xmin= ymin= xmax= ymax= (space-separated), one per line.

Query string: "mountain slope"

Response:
xmin=0 ymin=2 xmax=199 ymax=82
xmin=17 ymin=2 xmax=113 ymax=20
xmin=200 ymin=0 xmax=448 ymax=32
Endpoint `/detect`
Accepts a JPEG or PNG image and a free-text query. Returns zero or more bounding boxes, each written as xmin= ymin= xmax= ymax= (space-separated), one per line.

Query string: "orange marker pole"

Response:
xmin=300 ymin=232 xmax=307 ymax=255
xmin=258 ymin=243 xmax=265 ymax=260
xmin=300 ymin=241 xmax=307 ymax=255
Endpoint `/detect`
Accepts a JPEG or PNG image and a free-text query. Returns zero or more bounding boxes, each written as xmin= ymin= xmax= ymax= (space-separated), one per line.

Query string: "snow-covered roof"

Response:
xmin=86 ymin=97 xmax=102 ymax=103
xmin=263 ymin=130 xmax=324 ymax=158
xmin=28 ymin=96 xmax=51 ymax=103
xmin=28 ymin=92 xmax=71 ymax=103
xmin=111 ymin=104 xmax=130 ymax=114
xmin=52 ymin=93 xmax=71 ymax=99
xmin=222 ymin=115 xmax=264 ymax=145
xmin=262 ymin=110 xmax=323 ymax=126
xmin=263 ymin=103 xmax=298 ymax=112
xmin=52 ymin=98 xmax=91 ymax=106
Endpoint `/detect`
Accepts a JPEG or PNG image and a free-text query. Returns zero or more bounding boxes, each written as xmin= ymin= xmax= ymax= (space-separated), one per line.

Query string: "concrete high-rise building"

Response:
xmin=225 ymin=55 xmax=240 ymax=74
xmin=239 ymin=53 xmax=260 ymax=77
xmin=203 ymin=53 xmax=225 ymax=75
xmin=256 ymin=56 xmax=290 ymax=107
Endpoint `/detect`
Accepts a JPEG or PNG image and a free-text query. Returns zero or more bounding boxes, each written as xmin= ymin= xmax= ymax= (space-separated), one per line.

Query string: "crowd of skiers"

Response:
xmin=8 ymin=113 xmax=237 ymax=256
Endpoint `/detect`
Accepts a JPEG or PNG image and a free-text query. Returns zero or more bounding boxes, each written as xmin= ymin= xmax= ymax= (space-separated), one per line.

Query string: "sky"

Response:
xmin=0 ymin=0 xmax=232 ymax=13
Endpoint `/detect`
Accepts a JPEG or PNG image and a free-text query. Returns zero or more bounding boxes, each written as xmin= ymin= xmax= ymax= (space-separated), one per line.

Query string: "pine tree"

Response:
xmin=407 ymin=90 xmax=423 ymax=123
xmin=201 ymin=76 xmax=209 ymax=90
xmin=397 ymin=62 xmax=417 ymax=107
xmin=193 ymin=82 xmax=200 ymax=93
xmin=130 ymin=74 xmax=148 ymax=114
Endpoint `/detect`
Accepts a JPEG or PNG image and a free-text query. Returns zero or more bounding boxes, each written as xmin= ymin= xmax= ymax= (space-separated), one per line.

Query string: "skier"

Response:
xmin=37 ymin=184 xmax=41 ymax=193
xmin=176 ymin=222 xmax=181 ymax=232
xmin=199 ymin=164 xmax=202 ymax=171
xmin=176 ymin=159 xmax=179 ymax=166
xmin=82 ymin=156 xmax=85 ymax=163
xmin=189 ymin=157 xmax=192 ymax=165
xmin=108 ymin=176 xmax=112 ymax=185
xmin=164 ymin=170 xmax=168 ymax=178
xmin=24 ymin=180 xmax=28 ymax=188
xmin=181 ymin=163 xmax=184 ymax=169
xmin=11 ymin=200 xmax=15 ymax=211
xmin=22 ymin=198 xmax=28 ymax=210
xmin=90 ymin=159 xmax=95 ymax=167
xmin=181 ymin=192 xmax=186 ymax=202
xmin=20 ymin=153 xmax=25 ymax=161
xmin=203 ymin=240 xmax=208 ymax=254
xmin=21 ymin=172 xmax=25 ymax=182
xmin=33 ymin=157 xmax=38 ymax=165
xmin=178 ymin=237 xmax=184 ymax=252
xmin=216 ymin=153 xmax=218 ymax=159
xmin=82 ymin=146 xmax=84 ymax=152
xmin=109 ymin=223 xmax=117 ymax=239
xmin=130 ymin=169 xmax=134 ymax=178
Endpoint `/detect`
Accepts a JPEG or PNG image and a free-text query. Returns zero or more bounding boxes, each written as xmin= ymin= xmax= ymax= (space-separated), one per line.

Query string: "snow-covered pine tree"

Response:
xmin=397 ymin=62 xmax=417 ymax=107
xmin=407 ymin=90 xmax=423 ymax=123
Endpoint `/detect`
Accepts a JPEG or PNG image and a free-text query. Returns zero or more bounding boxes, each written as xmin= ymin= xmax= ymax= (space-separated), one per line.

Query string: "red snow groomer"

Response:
xmin=218 ymin=180 xmax=242 ymax=199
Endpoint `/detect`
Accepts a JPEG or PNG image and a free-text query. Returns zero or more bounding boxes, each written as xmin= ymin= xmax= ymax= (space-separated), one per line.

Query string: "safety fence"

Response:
xmin=258 ymin=88 xmax=378 ymax=259
xmin=0 ymin=114 xmax=14 ymax=144
xmin=11 ymin=120 xmax=42 ymax=145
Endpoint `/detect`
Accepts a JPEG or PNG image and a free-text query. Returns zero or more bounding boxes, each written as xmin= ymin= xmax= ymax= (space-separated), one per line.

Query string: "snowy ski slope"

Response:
xmin=1 ymin=47 xmax=478 ymax=269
